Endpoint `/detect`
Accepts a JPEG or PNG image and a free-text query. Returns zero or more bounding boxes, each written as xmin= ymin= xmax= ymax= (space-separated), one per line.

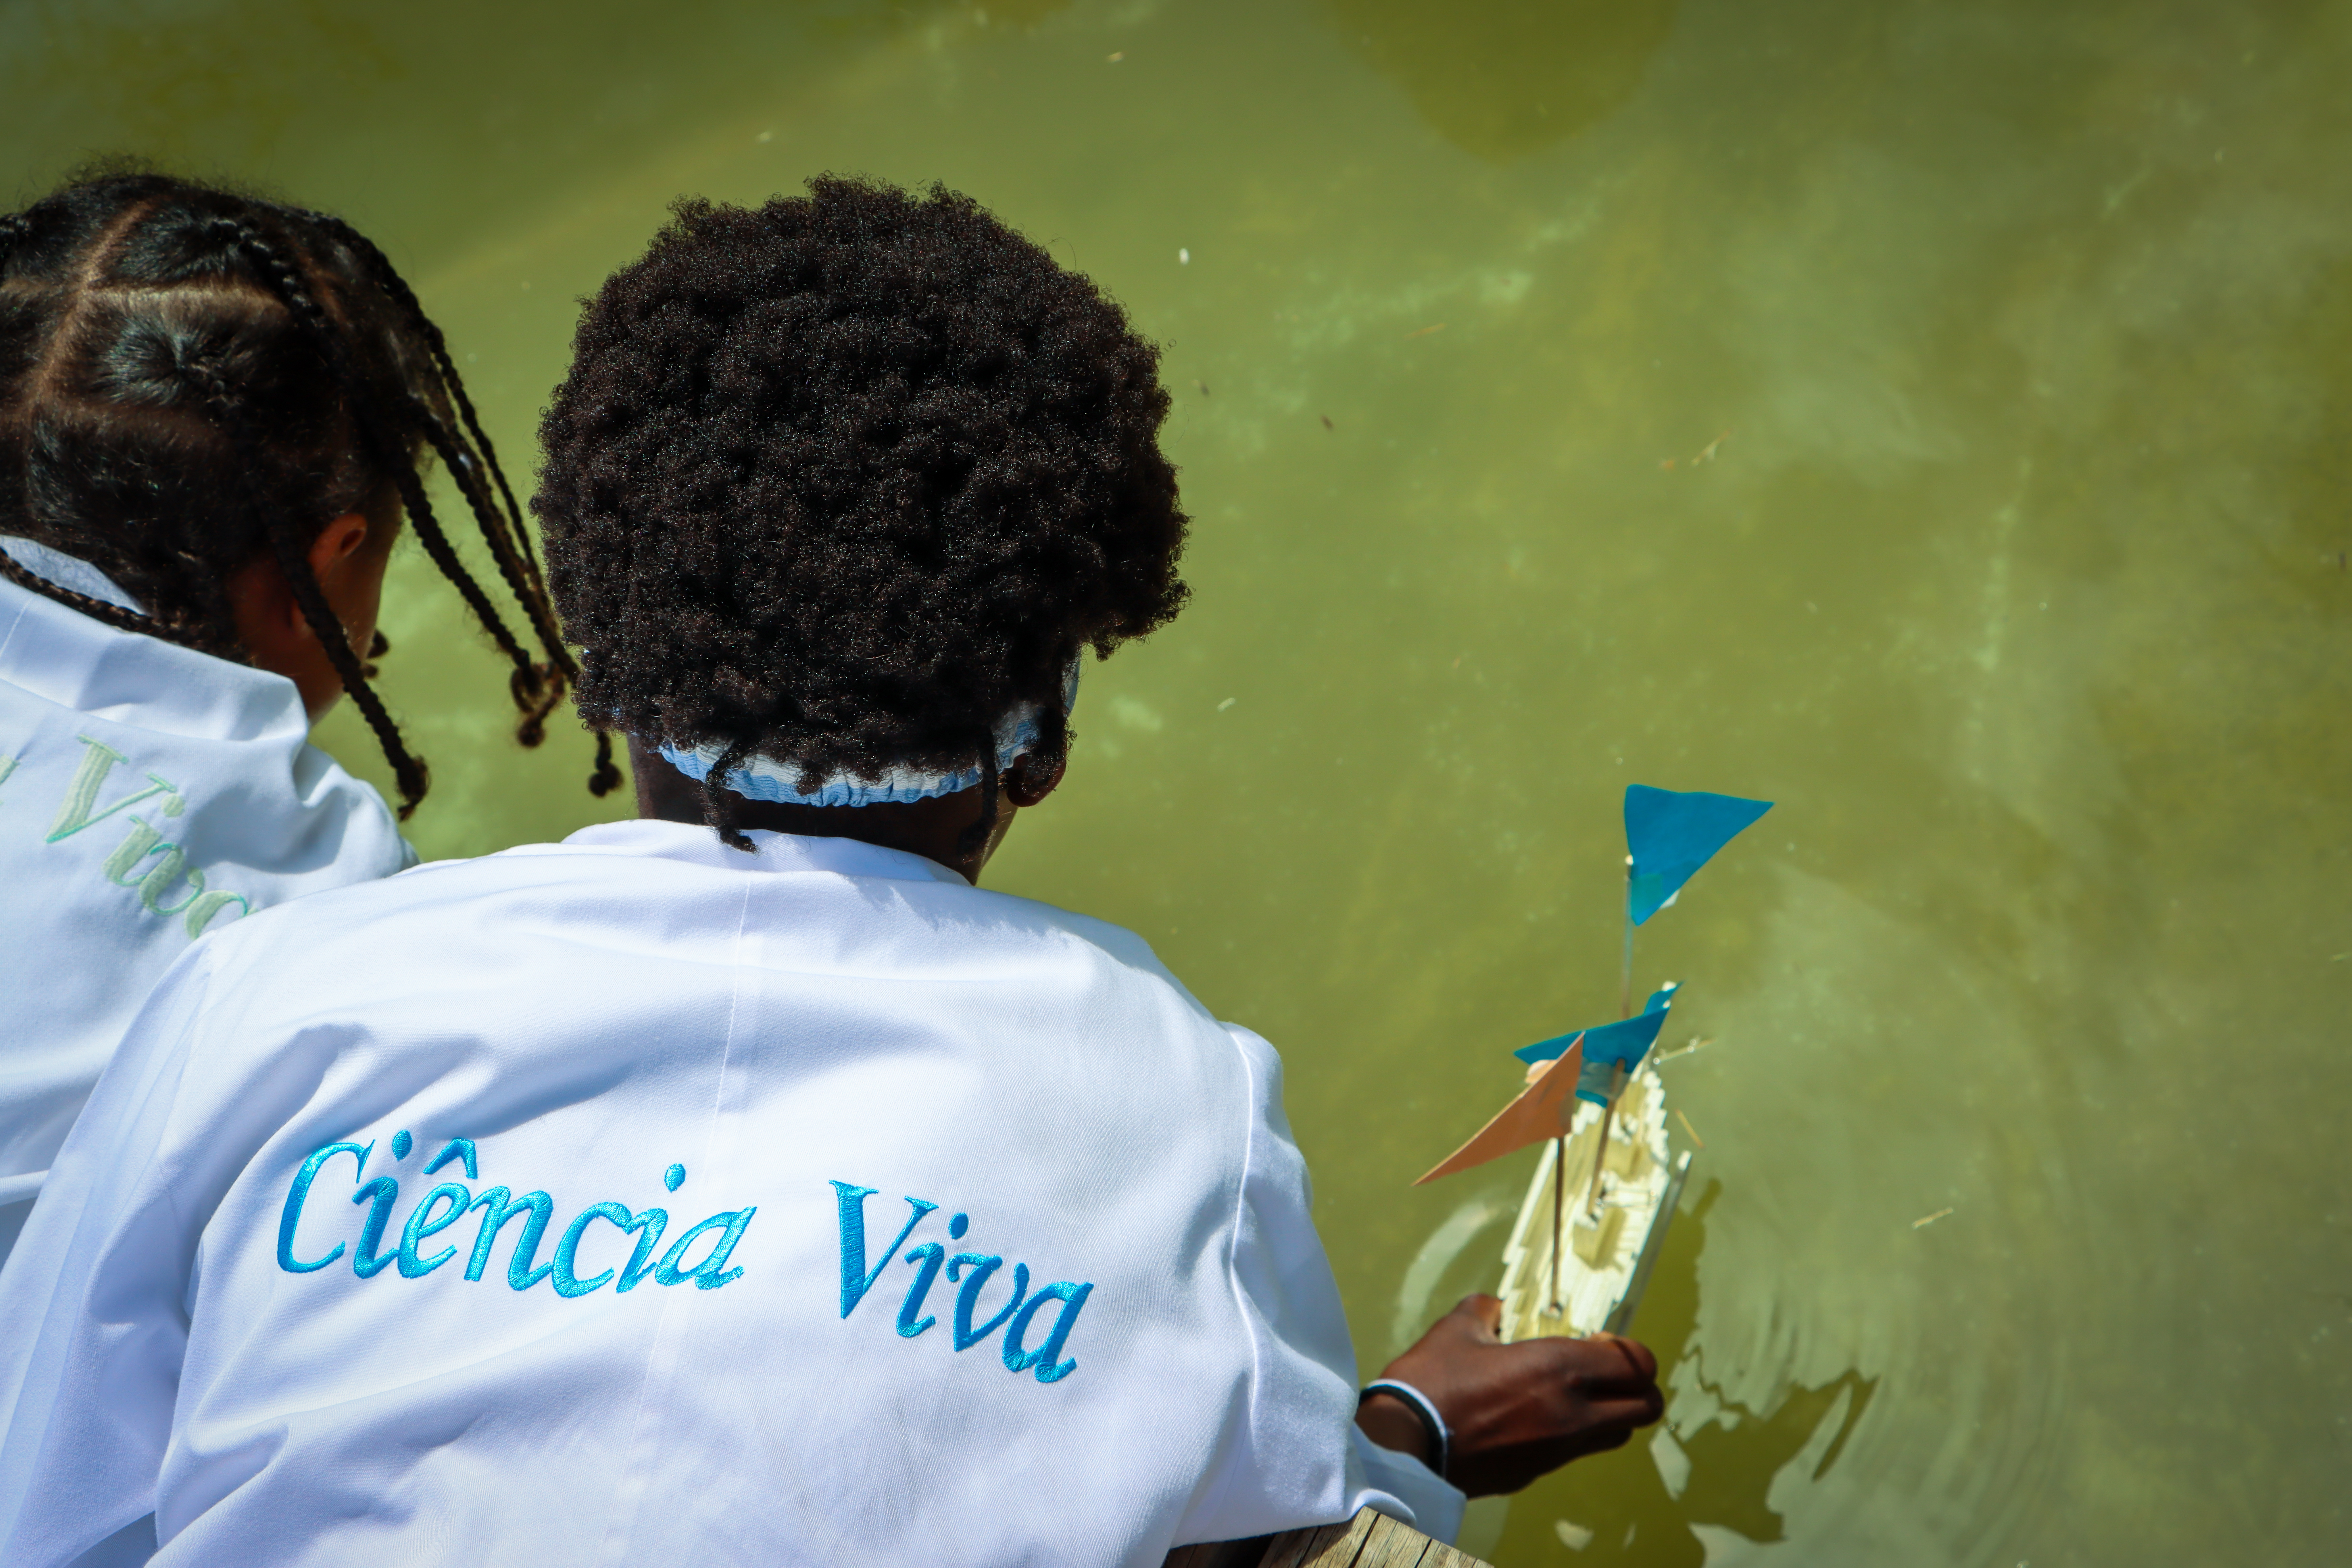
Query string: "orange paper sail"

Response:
xmin=1414 ymin=1038 xmax=1586 ymax=1186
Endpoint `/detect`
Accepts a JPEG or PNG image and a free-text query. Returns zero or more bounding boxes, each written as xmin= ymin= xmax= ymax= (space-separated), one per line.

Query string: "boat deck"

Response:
xmin=1496 ymin=1063 xmax=1673 ymax=1340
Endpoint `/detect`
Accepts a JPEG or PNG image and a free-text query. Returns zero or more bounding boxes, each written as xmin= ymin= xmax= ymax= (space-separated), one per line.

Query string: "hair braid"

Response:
xmin=702 ymin=735 xmax=756 ymax=853
xmin=0 ymin=547 xmax=156 ymax=636
xmin=294 ymin=211 xmax=618 ymax=798
xmin=181 ymin=348 xmax=430 ymax=816
xmin=210 ymin=219 xmax=563 ymax=734
xmin=4 ymin=170 xmax=617 ymax=816
xmin=304 ymin=218 xmax=551 ymax=585
xmin=589 ymin=730 xmax=621 ymax=797
xmin=266 ymin=506 xmax=430 ymax=816
xmin=0 ymin=207 xmax=215 ymax=645
xmin=403 ymin=413 xmax=567 ymax=733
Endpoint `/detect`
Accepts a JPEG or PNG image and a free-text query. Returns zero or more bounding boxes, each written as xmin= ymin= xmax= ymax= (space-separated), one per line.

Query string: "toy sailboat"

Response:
xmin=1417 ymin=786 xmax=1770 ymax=1342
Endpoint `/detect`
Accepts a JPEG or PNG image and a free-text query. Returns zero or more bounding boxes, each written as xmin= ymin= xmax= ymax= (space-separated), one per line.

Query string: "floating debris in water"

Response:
xmin=1194 ymin=379 xmax=1209 ymax=396
xmin=1404 ymin=322 xmax=1446 ymax=339
xmin=1555 ymin=1520 xmax=1594 ymax=1551
xmin=1107 ymin=51 xmax=1125 ymax=63
xmin=1177 ymin=246 xmax=1189 ymax=264
xmin=1653 ymin=1035 xmax=1712 ymax=1065
xmin=1913 ymin=1207 xmax=1956 ymax=1229
xmin=1320 ymin=414 xmax=1334 ymax=431
xmin=1675 ymin=1109 xmax=1706 ymax=1148
xmin=755 ymin=129 xmax=774 ymax=144
xmin=1663 ymin=431 xmax=1733 ymax=471
xmin=1216 ymin=697 xmax=1236 ymax=712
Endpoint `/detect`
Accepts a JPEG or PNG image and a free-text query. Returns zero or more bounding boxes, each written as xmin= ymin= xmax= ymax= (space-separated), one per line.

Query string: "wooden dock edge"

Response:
xmin=1164 ymin=1506 xmax=1492 ymax=1568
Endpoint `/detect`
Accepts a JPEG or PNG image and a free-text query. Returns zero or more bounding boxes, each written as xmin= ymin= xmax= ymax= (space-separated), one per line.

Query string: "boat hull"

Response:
xmin=1494 ymin=1063 xmax=1675 ymax=1341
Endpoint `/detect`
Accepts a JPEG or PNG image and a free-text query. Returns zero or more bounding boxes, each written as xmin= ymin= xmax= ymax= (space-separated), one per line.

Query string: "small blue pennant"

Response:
xmin=1625 ymin=785 xmax=1772 ymax=926
xmin=1513 ymin=984 xmax=1679 ymax=1068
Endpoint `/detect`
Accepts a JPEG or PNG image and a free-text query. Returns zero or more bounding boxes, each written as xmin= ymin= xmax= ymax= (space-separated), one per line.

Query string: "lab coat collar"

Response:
xmin=550 ymin=816 xmax=975 ymax=887
xmin=0 ymin=564 xmax=310 ymax=744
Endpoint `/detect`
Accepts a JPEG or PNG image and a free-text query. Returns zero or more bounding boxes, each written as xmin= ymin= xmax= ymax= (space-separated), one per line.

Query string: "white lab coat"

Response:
xmin=0 ymin=548 xmax=410 ymax=1271
xmin=0 ymin=820 xmax=1460 ymax=1566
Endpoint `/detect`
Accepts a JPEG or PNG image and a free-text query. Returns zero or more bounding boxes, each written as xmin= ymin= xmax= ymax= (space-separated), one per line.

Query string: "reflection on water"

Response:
xmin=1503 ymin=1184 xmax=1882 ymax=1565
xmin=8 ymin=1 xmax=2350 ymax=1563
xmin=1325 ymin=0 xmax=1677 ymax=162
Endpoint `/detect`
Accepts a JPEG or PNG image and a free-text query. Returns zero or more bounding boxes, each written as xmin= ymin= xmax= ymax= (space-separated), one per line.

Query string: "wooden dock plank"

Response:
xmin=1261 ymin=1511 xmax=1371 ymax=1568
xmin=1409 ymin=1534 xmax=1488 ymax=1568
xmin=1352 ymin=1509 xmax=1438 ymax=1566
xmin=1164 ymin=1508 xmax=1491 ymax=1568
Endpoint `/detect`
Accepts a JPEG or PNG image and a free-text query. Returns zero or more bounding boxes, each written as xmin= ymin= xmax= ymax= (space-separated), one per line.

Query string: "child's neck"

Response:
xmin=627 ymin=736 xmax=1007 ymax=884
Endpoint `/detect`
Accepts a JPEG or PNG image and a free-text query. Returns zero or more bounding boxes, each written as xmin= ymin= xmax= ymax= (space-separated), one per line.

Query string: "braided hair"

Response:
xmin=536 ymin=178 xmax=1190 ymax=851
xmin=0 ymin=167 xmax=621 ymax=817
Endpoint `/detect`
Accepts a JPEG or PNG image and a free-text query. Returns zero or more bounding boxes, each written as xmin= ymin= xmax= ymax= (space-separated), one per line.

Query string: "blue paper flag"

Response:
xmin=1625 ymin=785 xmax=1773 ymax=926
xmin=1572 ymin=983 xmax=1678 ymax=1102
xmin=1513 ymin=983 xmax=1679 ymax=1083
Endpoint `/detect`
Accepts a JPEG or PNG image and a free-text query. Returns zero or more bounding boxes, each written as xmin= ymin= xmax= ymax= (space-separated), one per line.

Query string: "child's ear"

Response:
xmin=308 ymin=511 xmax=371 ymax=585
xmin=1003 ymin=750 xmax=1065 ymax=808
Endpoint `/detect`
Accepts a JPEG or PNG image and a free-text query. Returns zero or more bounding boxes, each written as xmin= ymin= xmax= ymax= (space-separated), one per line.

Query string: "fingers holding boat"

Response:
xmin=1524 ymin=1332 xmax=1664 ymax=1423
xmin=1452 ymin=1291 xmax=1506 ymax=1341
xmin=1442 ymin=1331 xmax=1665 ymax=1494
xmin=1586 ymin=1329 xmax=1660 ymax=1385
xmin=1369 ymin=1300 xmax=1665 ymax=1496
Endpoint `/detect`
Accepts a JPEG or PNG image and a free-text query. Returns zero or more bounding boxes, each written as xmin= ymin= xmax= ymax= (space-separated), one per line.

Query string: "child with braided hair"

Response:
xmin=0 ymin=178 xmax=1658 ymax=1566
xmin=0 ymin=168 xmax=614 ymax=1269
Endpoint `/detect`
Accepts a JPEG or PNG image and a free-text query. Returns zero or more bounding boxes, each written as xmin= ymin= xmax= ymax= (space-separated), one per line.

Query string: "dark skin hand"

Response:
xmin=635 ymin=739 xmax=1662 ymax=1492
xmin=1356 ymin=1294 xmax=1664 ymax=1496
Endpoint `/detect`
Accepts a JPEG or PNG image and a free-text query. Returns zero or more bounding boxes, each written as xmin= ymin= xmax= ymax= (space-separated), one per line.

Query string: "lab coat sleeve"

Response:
xmin=1168 ymin=1026 xmax=1466 ymax=1548
xmin=1347 ymin=1427 xmax=1467 ymax=1546
xmin=0 ymin=947 xmax=213 ymax=1568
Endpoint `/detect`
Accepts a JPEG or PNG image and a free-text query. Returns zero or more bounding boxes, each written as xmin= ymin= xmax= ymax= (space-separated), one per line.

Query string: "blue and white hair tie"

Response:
xmin=658 ymin=658 xmax=1080 ymax=809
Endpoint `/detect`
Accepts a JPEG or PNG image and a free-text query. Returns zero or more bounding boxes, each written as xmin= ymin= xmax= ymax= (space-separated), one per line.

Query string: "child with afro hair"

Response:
xmin=0 ymin=178 xmax=1659 ymax=1567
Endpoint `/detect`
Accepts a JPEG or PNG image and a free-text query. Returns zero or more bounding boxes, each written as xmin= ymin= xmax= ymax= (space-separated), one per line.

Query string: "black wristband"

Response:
xmin=1359 ymin=1378 xmax=1450 ymax=1480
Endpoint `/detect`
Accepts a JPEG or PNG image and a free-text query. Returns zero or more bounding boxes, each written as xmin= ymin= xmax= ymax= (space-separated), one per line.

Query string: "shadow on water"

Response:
xmin=1485 ymin=1181 xmax=1876 ymax=1565
xmin=1319 ymin=0 xmax=1678 ymax=163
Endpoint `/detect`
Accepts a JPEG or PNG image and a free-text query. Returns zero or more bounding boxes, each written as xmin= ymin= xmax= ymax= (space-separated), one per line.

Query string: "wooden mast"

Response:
xmin=1582 ymin=856 xmax=1636 ymax=1220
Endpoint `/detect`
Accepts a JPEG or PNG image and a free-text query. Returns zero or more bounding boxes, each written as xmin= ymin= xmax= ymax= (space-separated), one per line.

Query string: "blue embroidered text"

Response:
xmin=831 ymin=1180 xmax=1093 ymax=1385
xmin=278 ymin=1136 xmax=750 ymax=1296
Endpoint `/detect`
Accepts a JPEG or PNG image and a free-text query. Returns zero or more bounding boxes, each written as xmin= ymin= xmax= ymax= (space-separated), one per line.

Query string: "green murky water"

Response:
xmin=9 ymin=1 xmax=2350 ymax=1561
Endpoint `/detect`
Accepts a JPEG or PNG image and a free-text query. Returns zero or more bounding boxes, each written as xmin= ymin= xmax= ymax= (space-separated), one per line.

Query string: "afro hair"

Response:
xmin=535 ymin=176 xmax=1191 ymax=810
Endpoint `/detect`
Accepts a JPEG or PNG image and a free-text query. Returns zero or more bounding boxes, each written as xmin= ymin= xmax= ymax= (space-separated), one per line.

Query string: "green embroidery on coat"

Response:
xmin=47 ymin=736 xmax=182 ymax=843
xmin=140 ymin=850 xmax=206 ymax=917
xmin=101 ymin=816 xmax=166 ymax=884
xmin=40 ymin=736 xmax=253 ymax=936
xmin=99 ymin=815 xmax=206 ymax=915
xmin=181 ymin=889 xmax=249 ymax=937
